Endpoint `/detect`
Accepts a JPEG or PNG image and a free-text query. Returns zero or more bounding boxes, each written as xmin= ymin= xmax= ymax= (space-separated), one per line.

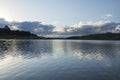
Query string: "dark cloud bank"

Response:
xmin=0 ymin=18 xmax=120 ymax=37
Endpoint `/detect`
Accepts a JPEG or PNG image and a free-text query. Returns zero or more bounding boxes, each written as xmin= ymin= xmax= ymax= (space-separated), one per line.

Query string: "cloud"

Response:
xmin=11 ymin=21 xmax=55 ymax=35
xmin=0 ymin=18 xmax=55 ymax=36
xmin=0 ymin=18 xmax=120 ymax=37
xmin=105 ymin=14 xmax=112 ymax=17
xmin=0 ymin=18 xmax=10 ymax=27
xmin=102 ymin=14 xmax=113 ymax=20
xmin=116 ymin=25 xmax=120 ymax=31
xmin=61 ymin=21 xmax=120 ymax=36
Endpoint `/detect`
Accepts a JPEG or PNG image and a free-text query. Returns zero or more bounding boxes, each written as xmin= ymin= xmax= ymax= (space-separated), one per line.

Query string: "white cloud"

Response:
xmin=11 ymin=26 xmax=21 ymax=30
xmin=0 ymin=18 xmax=120 ymax=37
xmin=102 ymin=14 xmax=113 ymax=20
xmin=106 ymin=14 xmax=112 ymax=17
xmin=62 ymin=20 xmax=120 ymax=36
xmin=0 ymin=18 xmax=55 ymax=36
xmin=72 ymin=20 xmax=111 ymax=28
xmin=116 ymin=25 xmax=120 ymax=31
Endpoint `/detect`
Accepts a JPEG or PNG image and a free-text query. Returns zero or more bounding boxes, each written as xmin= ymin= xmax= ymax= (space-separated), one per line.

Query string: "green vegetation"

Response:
xmin=0 ymin=25 xmax=43 ymax=39
xmin=67 ymin=32 xmax=120 ymax=40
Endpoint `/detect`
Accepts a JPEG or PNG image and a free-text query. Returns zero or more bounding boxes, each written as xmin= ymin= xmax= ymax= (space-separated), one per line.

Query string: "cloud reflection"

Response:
xmin=0 ymin=40 xmax=53 ymax=60
xmin=0 ymin=40 xmax=120 ymax=80
xmin=0 ymin=40 xmax=120 ymax=61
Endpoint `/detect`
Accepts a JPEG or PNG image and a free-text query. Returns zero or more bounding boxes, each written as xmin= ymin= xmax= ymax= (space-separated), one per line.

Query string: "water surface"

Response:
xmin=0 ymin=40 xmax=120 ymax=80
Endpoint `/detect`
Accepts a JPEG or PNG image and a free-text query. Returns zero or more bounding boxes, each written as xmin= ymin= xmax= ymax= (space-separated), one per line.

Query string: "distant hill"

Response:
xmin=0 ymin=25 xmax=43 ymax=39
xmin=1 ymin=25 xmax=120 ymax=40
xmin=67 ymin=33 xmax=120 ymax=40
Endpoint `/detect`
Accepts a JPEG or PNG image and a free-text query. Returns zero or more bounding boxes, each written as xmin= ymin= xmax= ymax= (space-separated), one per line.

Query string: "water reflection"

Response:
xmin=0 ymin=40 xmax=20 ymax=59
xmin=0 ymin=40 xmax=120 ymax=59
xmin=67 ymin=41 xmax=120 ymax=60
xmin=0 ymin=40 xmax=120 ymax=80
xmin=0 ymin=40 xmax=53 ymax=59
xmin=0 ymin=40 xmax=120 ymax=60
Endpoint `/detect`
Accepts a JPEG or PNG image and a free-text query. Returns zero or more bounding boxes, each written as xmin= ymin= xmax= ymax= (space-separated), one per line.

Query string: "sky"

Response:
xmin=0 ymin=0 xmax=120 ymax=37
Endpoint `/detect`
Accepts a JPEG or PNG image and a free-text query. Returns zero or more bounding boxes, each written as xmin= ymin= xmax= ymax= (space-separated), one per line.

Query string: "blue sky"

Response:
xmin=0 ymin=0 xmax=120 ymax=36
xmin=0 ymin=0 xmax=120 ymax=26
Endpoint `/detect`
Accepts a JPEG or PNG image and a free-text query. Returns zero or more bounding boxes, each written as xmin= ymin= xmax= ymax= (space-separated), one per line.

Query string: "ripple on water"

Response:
xmin=0 ymin=40 xmax=120 ymax=80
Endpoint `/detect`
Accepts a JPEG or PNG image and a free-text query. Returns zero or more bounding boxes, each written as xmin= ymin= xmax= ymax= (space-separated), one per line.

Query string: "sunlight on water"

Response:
xmin=0 ymin=40 xmax=120 ymax=80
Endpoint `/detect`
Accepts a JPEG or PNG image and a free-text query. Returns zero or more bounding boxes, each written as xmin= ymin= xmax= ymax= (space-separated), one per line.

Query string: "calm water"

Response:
xmin=0 ymin=40 xmax=120 ymax=80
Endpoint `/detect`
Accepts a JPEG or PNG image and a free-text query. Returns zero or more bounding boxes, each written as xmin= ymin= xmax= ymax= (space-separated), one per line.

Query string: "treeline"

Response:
xmin=67 ymin=32 xmax=120 ymax=40
xmin=0 ymin=26 xmax=40 ymax=39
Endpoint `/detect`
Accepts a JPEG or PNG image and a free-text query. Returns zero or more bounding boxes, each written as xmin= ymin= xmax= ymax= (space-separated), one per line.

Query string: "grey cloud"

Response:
xmin=0 ymin=18 xmax=120 ymax=37
xmin=0 ymin=18 xmax=10 ymax=27
xmin=12 ymin=21 xmax=55 ymax=35
xmin=0 ymin=18 xmax=55 ymax=36
xmin=62 ymin=22 xmax=120 ymax=36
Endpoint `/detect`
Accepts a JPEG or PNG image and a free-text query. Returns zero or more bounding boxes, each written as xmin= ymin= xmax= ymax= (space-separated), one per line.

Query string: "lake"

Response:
xmin=0 ymin=40 xmax=120 ymax=80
